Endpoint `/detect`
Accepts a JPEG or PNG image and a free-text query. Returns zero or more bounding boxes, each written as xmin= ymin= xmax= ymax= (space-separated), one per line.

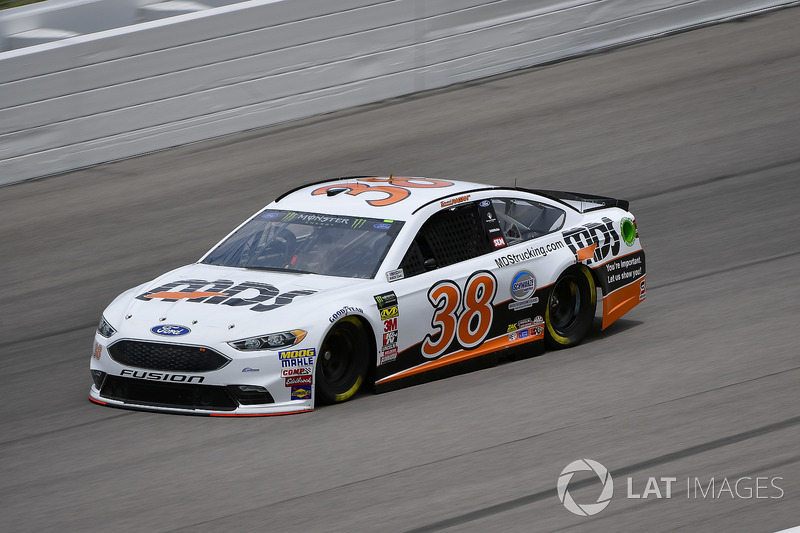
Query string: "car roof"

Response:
xmin=270 ymin=176 xmax=500 ymax=220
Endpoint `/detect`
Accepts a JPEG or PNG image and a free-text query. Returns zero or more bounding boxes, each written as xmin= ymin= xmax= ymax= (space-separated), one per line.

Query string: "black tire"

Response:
xmin=316 ymin=317 xmax=369 ymax=404
xmin=545 ymin=265 xmax=597 ymax=349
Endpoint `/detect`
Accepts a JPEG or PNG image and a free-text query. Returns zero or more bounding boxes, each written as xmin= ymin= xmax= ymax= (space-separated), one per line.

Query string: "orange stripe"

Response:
xmin=145 ymin=291 xmax=227 ymax=299
xmin=602 ymin=275 xmax=645 ymax=330
xmin=88 ymin=397 xmax=107 ymax=406
xmin=210 ymin=409 xmax=313 ymax=417
xmin=377 ymin=331 xmax=542 ymax=385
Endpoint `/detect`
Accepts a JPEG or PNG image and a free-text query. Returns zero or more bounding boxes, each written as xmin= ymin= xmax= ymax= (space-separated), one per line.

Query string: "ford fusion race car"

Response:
xmin=89 ymin=176 xmax=646 ymax=416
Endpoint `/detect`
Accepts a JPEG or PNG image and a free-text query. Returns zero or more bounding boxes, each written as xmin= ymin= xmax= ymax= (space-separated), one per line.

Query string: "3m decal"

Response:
xmin=380 ymin=306 xmax=399 ymax=320
xmin=562 ymin=217 xmax=620 ymax=265
xmin=421 ymin=271 xmax=497 ymax=359
xmin=312 ymin=177 xmax=454 ymax=207
xmin=383 ymin=318 xmax=398 ymax=332
xmin=137 ymin=279 xmax=316 ymax=312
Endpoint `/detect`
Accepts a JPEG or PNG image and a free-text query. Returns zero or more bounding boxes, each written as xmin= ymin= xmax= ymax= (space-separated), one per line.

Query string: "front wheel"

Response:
xmin=545 ymin=266 xmax=597 ymax=349
xmin=316 ymin=317 xmax=369 ymax=404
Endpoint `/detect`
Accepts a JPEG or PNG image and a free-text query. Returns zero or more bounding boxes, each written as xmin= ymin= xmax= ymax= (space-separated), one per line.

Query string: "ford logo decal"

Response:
xmin=151 ymin=324 xmax=191 ymax=336
xmin=479 ymin=200 xmax=491 ymax=207
xmin=373 ymin=223 xmax=392 ymax=230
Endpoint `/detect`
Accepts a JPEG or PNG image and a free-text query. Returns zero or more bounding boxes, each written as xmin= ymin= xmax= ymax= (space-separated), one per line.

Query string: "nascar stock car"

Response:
xmin=89 ymin=176 xmax=646 ymax=416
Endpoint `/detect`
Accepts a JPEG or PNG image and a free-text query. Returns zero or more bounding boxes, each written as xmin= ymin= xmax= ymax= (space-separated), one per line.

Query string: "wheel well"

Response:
xmin=336 ymin=315 xmax=377 ymax=387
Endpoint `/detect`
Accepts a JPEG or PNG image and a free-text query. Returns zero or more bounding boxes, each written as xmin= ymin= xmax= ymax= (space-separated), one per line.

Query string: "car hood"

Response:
xmin=104 ymin=263 xmax=361 ymax=336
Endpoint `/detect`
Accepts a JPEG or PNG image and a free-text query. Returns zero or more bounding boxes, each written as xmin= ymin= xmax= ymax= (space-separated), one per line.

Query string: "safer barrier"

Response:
xmin=0 ymin=0 xmax=796 ymax=185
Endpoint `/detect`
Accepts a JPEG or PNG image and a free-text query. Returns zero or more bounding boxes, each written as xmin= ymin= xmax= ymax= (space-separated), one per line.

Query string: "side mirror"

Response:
xmin=423 ymin=258 xmax=437 ymax=271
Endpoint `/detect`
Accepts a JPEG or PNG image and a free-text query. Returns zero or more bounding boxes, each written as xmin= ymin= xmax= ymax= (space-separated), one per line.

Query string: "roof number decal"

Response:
xmin=312 ymin=177 xmax=454 ymax=207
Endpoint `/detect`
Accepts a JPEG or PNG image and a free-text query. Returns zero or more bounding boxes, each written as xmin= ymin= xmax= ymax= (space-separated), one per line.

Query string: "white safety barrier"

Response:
xmin=0 ymin=0 xmax=796 ymax=185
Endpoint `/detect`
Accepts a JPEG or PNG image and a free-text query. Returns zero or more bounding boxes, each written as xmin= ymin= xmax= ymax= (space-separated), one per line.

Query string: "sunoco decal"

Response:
xmin=291 ymin=386 xmax=312 ymax=400
xmin=136 ymin=279 xmax=316 ymax=313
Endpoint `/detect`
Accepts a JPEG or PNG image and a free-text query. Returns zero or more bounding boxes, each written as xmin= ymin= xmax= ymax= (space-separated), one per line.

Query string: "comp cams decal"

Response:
xmin=136 ymin=279 xmax=316 ymax=312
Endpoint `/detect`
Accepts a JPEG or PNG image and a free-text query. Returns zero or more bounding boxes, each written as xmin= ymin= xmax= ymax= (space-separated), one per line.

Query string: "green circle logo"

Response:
xmin=621 ymin=218 xmax=636 ymax=246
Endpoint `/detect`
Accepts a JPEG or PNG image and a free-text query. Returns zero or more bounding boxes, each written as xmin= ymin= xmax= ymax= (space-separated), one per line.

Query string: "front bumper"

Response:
xmin=89 ymin=335 xmax=315 ymax=416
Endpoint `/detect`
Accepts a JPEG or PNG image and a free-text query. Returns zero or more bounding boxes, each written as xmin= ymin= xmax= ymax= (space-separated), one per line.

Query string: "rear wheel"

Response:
xmin=545 ymin=266 xmax=597 ymax=349
xmin=316 ymin=317 xmax=369 ymax=404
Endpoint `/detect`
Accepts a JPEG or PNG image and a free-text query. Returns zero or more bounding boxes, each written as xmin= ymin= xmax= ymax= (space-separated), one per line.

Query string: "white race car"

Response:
xmin=89 ymin=176 xmax=646 ymax=416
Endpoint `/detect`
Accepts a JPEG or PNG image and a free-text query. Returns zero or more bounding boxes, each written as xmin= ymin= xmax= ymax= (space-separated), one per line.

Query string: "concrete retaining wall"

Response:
xmin=0 ymin=0 xmax=795 ymax=185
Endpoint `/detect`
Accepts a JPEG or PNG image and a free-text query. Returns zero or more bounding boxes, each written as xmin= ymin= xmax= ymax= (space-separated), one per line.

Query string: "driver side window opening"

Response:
xmin=399 ymin=203 xmax=491 ymax=277
xmin=491 ymin=198 xmax=565 ymax=245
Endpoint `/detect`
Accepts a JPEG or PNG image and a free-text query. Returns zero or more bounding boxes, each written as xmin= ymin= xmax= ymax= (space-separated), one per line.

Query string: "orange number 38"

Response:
xmin=421 ymin=271 xmax=497 ymax=359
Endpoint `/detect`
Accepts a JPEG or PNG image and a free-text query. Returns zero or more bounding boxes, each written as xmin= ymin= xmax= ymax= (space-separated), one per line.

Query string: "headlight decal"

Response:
xmin=228 ymin=329 xmax=307 ymax=351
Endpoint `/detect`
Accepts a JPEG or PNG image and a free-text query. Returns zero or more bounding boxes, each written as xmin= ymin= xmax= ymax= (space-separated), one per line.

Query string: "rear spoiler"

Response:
xmin=531 ymin=190 xmax=630 ymax=213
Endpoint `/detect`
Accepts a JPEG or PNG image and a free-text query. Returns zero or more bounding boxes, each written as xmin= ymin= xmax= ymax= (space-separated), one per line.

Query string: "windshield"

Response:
xmin=201 ymin=209 xmax=404 ymax=279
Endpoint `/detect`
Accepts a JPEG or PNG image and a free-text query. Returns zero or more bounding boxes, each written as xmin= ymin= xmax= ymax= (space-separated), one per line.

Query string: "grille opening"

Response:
xmin=101 ymin=375 xmax=238 ymax=411
xmin=227 ymin=385 xmax=275 ymax=406
xmin=108 ymin=340 xmax=230 ymax=372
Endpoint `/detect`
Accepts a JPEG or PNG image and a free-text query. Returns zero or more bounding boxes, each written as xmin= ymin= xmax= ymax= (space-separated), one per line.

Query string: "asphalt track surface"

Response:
xmin=1 ymin=8 xmax=799 ymax=532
